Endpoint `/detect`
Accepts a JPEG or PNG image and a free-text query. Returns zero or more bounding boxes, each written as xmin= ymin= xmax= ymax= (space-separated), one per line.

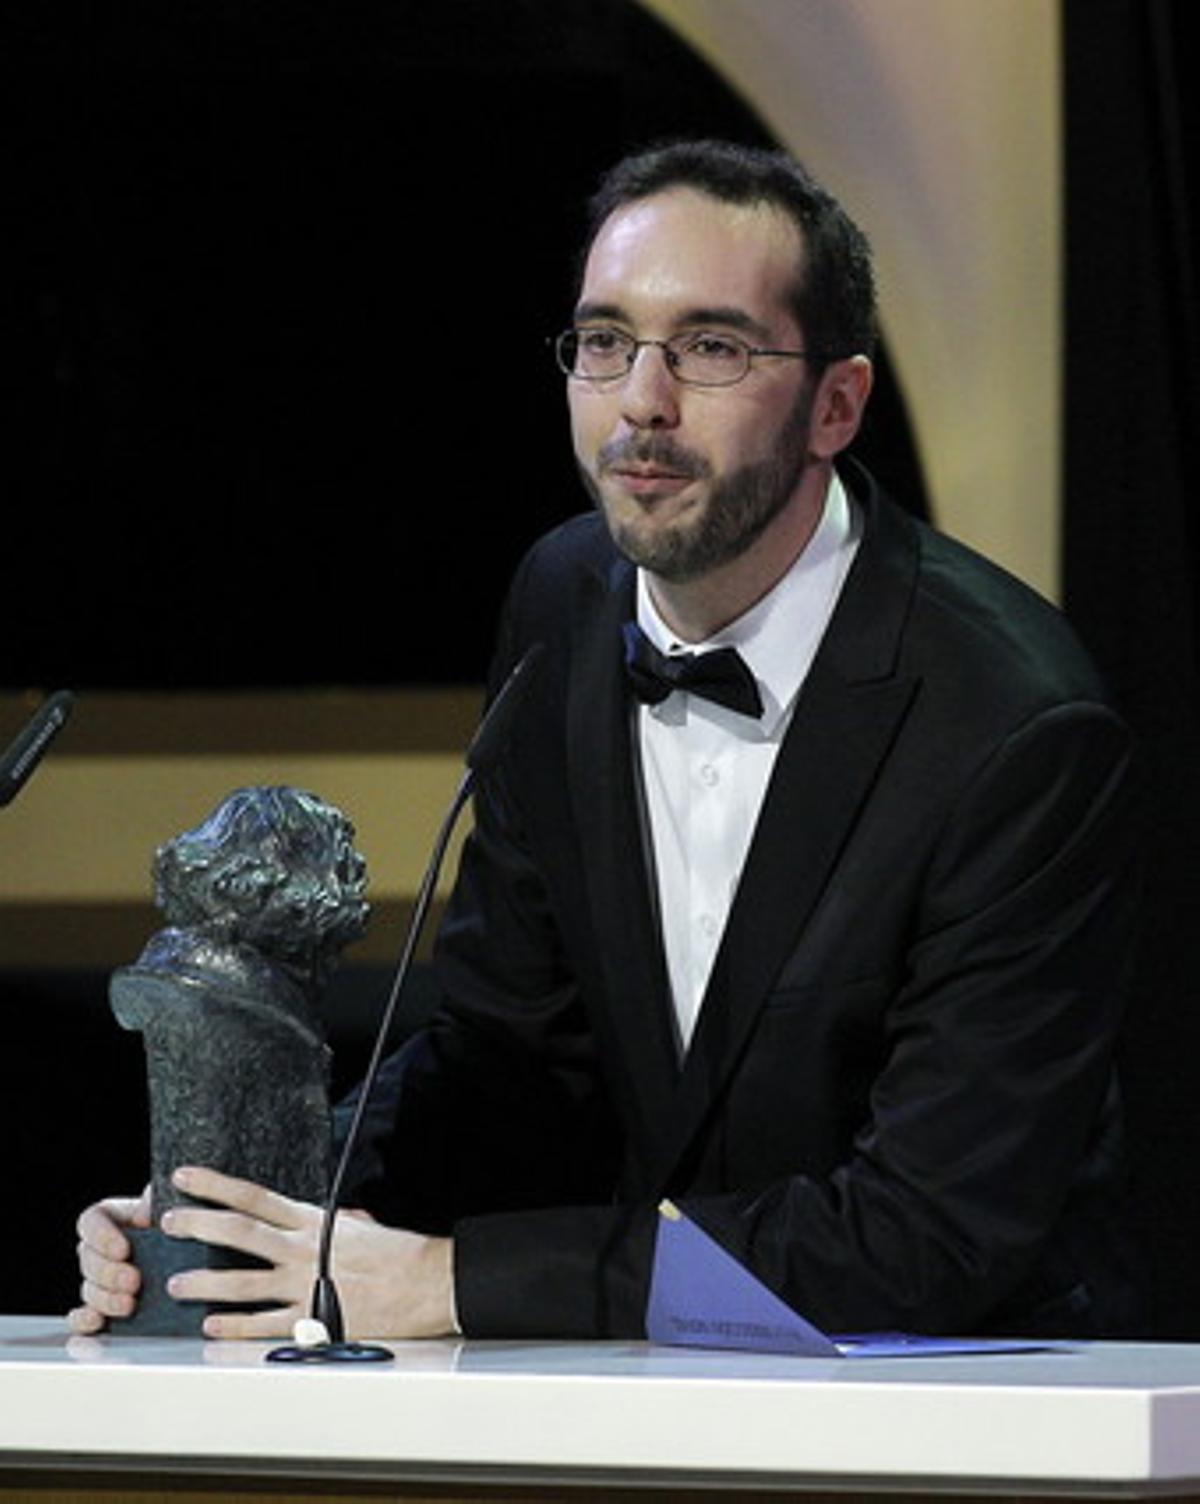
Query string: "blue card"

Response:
xmin=645 ymin=1202 xmax=1057 ymax=1358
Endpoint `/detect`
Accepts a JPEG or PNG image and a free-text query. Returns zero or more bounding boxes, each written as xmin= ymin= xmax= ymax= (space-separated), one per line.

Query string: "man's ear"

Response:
xmin=808 ymin=355 xmax=874 ymax=459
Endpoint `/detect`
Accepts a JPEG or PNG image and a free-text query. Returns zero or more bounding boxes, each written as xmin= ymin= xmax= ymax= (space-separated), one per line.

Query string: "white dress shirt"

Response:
xmin=635 ymin=474 xmax=861 ymax=1051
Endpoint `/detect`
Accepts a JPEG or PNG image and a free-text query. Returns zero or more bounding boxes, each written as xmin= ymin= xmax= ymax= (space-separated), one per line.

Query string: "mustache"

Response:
xmin=596 ymin=435 xmax=711 ymax=479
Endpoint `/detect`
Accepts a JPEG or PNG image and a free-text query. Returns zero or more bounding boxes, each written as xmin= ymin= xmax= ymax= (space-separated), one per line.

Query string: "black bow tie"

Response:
xmin=622 ymin=621 xmax=764 ymax=719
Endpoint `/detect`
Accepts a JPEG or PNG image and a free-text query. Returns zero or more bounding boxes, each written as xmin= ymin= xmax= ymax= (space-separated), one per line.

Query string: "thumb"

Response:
xmin=132 ymin=1184 xmax=153 ymax=1229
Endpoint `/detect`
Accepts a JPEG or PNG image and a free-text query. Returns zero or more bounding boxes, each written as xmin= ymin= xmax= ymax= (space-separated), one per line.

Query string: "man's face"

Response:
xmin=568 ymin=187 xmax=815 ymax=583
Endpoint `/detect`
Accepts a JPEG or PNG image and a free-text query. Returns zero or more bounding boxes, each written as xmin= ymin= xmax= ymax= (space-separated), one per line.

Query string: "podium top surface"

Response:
xmin=3 ymin=1315 xmax=1200 ymax=1495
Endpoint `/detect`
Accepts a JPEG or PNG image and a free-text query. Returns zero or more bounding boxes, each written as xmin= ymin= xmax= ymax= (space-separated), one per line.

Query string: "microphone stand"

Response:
xmin=267 ymin=644 xmax=543 ymax=1364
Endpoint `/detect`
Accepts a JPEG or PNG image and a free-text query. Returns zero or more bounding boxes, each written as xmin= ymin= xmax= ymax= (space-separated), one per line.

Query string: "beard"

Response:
xmin=581 ymin=391 xmax=813 ymax=584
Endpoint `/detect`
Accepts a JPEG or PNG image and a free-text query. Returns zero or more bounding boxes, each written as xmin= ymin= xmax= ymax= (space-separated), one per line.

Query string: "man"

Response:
xmin=72 ymin=139 xmax=1143 ymax=1342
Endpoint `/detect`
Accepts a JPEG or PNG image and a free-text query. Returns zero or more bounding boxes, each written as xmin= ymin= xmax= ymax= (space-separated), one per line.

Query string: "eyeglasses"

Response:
xmin=553 ymin=326 xmax=825 ymax=388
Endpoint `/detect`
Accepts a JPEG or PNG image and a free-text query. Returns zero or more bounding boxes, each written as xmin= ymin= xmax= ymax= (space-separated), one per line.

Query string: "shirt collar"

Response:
xmin=636 ymin=471 xmax=861 ymax=734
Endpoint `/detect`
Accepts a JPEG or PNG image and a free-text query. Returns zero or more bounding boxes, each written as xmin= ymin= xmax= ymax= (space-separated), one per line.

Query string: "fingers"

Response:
xmin=161 ymin=1169 xmax=321 ymax=1272
xmin=67 ymin=1171 xmax=332 ymax=1342
xmin=79 ymin=1236 xmax=142 ymax=1300
xmin=162 ymin=1205 xmax=303 ymax=1266
xmin=161 ymin=1192 xmax=315 ymax=1340
xmin=70 ymin=1191 xmax=150 ymax=1332
xmin=167 ymin=1263 xmax=304 ymax=1308
xmin=159 ymin=1173 xmax=321 ymax=1320
xmin=76 ymin=1275 xmax=139 ymax=1323
xmin=66 ymin=1302 xmax=110 ymax=1336
xmin=201 ymin=1304 xmax=302 ymax=1340
xmin=76 ymin=1194 xmax=148 ymax=1264
xmin=172 ymin=1166 xmax=309 ymax=1230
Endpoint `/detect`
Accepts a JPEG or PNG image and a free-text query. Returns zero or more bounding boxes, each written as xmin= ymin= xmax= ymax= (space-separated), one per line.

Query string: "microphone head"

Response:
xmin=465 ymin=642 xmax=545 ymax=778
xmin=0 ymin=688 xmax=75 ymax=808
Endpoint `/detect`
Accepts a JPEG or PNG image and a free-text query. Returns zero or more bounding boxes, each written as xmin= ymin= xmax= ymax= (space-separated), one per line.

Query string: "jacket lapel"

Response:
xmin=565 ymin=556 xmax=682 ymax=1166
xmin=650 ymin=484 xmax=924 ymax=1193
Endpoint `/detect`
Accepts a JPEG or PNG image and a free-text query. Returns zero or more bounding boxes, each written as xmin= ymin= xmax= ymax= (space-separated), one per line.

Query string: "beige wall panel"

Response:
xmin=0 ymin=754 xmax=467 ymax=905
xmin=0 ymin=692 xmax=480 ymax=965
xmin=642 ymin=0 xmax=1061 ymax=598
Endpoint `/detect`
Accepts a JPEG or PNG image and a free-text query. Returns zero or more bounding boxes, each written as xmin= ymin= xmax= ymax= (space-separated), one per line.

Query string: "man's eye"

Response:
xmin=578 ymin=327 xmax=625 ymax=354
xmin=684 ymin=333 xmax=742 ymax=361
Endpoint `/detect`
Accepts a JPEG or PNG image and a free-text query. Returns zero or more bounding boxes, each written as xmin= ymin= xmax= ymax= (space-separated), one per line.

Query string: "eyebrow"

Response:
xmin=573 ymin=301 xmax=775 ymax=343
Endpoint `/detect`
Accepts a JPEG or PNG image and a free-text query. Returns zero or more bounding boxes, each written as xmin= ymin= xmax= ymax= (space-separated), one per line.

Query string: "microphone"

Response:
xmin=267 ymin=642 xmax=546 ymax=1364
xmin=462 ymin=642 xmax=545 ymax=777
xmin=0 ymin=690 xmax=75 ymax=808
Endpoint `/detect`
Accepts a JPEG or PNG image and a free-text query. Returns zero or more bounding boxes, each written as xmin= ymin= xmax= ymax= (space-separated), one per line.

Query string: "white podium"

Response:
xmin=3 ymin=1315 xmax=1200 ymax=1500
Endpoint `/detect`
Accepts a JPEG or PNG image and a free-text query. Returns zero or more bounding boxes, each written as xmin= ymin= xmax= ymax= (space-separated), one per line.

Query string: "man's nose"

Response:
xmin=620 ymin=342 xmax=681 ymax=429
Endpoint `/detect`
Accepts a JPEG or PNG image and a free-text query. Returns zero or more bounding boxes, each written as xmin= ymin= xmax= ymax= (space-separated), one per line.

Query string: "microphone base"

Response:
xmin=266 ymin=1340 xmax=394 ymax=1364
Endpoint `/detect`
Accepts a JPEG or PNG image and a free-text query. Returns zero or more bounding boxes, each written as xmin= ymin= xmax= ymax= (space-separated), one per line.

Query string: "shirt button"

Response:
xmin=699 ymin=914 xmax=719 ymax=938
xmin=698 ymin=763 xmax=719 ymax=787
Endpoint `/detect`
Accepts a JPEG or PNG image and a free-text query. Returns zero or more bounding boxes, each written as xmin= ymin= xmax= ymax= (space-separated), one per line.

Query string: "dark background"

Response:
xmin=1062 ymin=0 xmax=1200 ymax=1344
xmin=3 ymin=0 xmax=1200 ymax=1339
xmin=3 ymin=0 xmax=926 ymax=691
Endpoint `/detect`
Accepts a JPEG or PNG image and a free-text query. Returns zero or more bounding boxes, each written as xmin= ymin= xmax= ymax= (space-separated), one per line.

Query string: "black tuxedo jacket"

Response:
xmin=347 ymin=464 xmax=1144 ymax=1339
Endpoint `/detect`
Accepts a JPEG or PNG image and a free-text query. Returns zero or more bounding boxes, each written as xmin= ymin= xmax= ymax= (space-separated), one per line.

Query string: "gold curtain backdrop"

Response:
xmin=644 ymin=0 xmax=1061 ymax=600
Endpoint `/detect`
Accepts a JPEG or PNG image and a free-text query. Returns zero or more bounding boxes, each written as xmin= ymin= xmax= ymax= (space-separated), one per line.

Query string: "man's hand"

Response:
xmin=153 ymin=1165 xmax=455 ymax=1341
xmin=69 ymin=1187 xmax=152 ymax=1335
